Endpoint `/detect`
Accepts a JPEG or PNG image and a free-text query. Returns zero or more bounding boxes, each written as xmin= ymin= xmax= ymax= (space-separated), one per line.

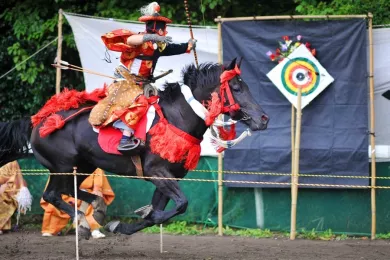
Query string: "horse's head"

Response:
xmin=220 ymin=58 xmax=269 ymax=131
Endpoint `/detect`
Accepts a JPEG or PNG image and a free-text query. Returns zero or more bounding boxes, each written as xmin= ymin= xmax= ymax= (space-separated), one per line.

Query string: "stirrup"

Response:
xmin=143 ymin=83 xmax=158 ymax=98
xmin=117 ymin=137 xmax=141 ymax=152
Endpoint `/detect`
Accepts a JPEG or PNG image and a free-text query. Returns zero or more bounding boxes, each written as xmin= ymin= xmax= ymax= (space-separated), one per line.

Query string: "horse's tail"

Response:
xmin=0 ymin=117 xmax=32 ymax=167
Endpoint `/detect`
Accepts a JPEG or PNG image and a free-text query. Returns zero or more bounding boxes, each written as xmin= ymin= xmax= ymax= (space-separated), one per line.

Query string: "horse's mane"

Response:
xmin=158 ymin=62 xmax=222 ymax=101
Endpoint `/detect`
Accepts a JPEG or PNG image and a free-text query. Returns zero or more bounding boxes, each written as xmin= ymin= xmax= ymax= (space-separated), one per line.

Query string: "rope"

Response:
xmin=373 ymin=24 xmax=390 ymax=28
xmin=9 ymin=171 xmax=390 ymax=189
xmin=16 ymin=168 xmax=390 ymax=180
xmin=0 ymin=37 xmax=58 ymax=80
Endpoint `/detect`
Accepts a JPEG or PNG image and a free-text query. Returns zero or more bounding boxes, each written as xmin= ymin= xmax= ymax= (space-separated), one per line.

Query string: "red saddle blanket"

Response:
xmin=97 ymin=113 xmax=148 ymax=155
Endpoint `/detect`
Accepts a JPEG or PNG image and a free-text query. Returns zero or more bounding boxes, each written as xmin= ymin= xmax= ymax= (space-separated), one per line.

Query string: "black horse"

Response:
xmin=0 ymin=59 xmax=269 ymax=239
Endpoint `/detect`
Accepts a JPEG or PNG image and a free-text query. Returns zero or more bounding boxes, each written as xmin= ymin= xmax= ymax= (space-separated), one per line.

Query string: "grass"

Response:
xmin=142 ymin=221 xmax=275 ymax=238
xmin=14 ymin=214 xmax=390 ymax=241
xmin=376 ymin=233 xmax=390 ymax=239
xmin=141 ymin=222 xmax=362 ymax=241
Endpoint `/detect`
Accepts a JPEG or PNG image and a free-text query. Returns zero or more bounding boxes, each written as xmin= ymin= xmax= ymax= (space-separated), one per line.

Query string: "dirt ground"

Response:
xmin=1 ymin=230 xmax=390 ymax=260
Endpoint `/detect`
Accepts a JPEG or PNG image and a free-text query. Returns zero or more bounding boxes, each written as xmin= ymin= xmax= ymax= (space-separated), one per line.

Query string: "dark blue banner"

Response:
xmin=222 ymin=19 xmax=369 ymax=187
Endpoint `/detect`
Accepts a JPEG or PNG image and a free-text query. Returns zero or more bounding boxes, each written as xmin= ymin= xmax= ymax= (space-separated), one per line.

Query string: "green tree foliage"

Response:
xmin=0 ymin=0 xmax=87 ymax=121
xmin=295 ymin=0 xmax=390 ymax=25
xmin=5 ymin=0 xmax=379 ymax=121
xmin=0 ymin=0 xmax=298 ymax=121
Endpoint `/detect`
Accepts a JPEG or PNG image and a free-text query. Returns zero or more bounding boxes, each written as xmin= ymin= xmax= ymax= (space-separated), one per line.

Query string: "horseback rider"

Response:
xmin=89 ymin=1 xmax=197 ymax=152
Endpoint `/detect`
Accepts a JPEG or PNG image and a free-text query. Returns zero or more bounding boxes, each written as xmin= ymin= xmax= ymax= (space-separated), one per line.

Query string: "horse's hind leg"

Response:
xmin=76 ymin=189 xmax=107 ymax=226
xmin=106 ymin=189 xmax=169 ymax=235
xmin=43 ymin=176 xmax=91 ymax=239
xmin=42 ymin=190 xmax=91 ymax=239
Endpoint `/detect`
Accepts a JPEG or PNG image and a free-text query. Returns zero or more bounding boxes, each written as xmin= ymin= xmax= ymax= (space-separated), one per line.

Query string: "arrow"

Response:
xmin=52 ymin=58 xmax=115 ymax=79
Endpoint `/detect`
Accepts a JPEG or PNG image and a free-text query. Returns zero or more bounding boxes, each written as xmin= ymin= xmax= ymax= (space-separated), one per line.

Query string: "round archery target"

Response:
xmin=281 ymin=57 xmax=320 ymax=96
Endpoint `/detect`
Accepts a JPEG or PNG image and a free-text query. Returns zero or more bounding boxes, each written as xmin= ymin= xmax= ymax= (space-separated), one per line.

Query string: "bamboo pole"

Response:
xmin=291 ymin=104 xmax=295 ymax=202
xmin=217 ymin=16 xmax=224 ymax=237
xmin=290 ymin=88 xmax=302 ymax=240
xmin=55 ymin=9 xmax=63 ymax=95
xmin=291 ymin=104 xmax=296 ymax=239
xmin=368 ymin=12 xmax=377 ymax=240
xmin=214 ymin=14 xmax=368 ymax=22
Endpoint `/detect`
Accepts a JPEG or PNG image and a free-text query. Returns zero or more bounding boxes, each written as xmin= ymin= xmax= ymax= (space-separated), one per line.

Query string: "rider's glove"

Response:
xmin=188 ymin=38 xmax=197 ymax=51
xmin=143 ymin=34 xmax=173 ymax=44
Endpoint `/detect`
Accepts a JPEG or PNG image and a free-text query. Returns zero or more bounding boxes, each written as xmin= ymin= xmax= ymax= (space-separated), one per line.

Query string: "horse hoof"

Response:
xmin=105 ymin=220 xmax=120 ymax=233
xmin=134 ymin=205 xmax=154 ymax=219
xmin=92 ymin=210 xmax=106 ymax=226
xmin=78 ymin=225 xmax=91 ymax=240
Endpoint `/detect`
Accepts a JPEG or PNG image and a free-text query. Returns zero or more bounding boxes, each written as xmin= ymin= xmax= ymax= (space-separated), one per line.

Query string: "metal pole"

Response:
xmin=217 ymin=16 xmax=224 ymax=236
xmin=73 ymin=167 xmax=79 ymax=260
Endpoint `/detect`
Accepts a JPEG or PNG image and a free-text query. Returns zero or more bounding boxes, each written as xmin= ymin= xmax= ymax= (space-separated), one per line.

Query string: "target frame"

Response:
xmin=266 ymin=44 xmax=334 ymax=109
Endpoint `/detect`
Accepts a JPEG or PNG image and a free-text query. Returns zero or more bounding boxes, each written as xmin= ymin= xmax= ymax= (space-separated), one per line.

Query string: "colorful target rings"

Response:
xmin=281 ymin=57 xmax=319 ymax=96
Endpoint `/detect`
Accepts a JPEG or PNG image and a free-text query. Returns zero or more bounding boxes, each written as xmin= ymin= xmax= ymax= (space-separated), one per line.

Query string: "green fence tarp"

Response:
xmin=17 ymin=157 xmax=390 ymax=235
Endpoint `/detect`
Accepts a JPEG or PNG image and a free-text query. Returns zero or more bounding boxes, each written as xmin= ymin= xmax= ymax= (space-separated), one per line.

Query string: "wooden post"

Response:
xmin=290 ymin=88 xmax=302 ymax=240
xmin=368 ymin=12 xmax=377 ymax=240
xmin=291 ymin=104 xmax=295 ymax=179
xmin=56 ymin=9 xmax=63 ymax=95
xmin=217 ymin=16 xmax=224 ymax=237
xmin=73 ymin=167 xmax=79 ymax=260
xmin=214 ymin=14 xmax=368 ymax=22
xmin=290 ymin=103 xmax=295 ymax=237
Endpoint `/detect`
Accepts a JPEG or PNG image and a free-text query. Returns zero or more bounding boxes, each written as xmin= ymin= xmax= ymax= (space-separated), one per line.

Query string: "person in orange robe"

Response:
xmin=0 ymin=161 xmax=32 ymax=235
xmin=40 ymin=168 xmax=115 ymax=238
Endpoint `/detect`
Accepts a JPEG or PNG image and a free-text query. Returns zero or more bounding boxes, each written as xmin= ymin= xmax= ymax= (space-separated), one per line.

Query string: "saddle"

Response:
xmin=96 ymin=100 xmax=157 ymax=177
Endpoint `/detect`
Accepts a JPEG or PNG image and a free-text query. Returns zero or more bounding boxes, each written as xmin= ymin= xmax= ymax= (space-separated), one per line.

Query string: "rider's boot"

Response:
xmin=117 ymin=134 xmax=145 ymax=153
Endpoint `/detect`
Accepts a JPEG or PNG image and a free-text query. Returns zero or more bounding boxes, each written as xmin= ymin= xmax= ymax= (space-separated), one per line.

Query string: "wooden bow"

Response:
xmin=184 ymin=0 xmax=199 ymax=69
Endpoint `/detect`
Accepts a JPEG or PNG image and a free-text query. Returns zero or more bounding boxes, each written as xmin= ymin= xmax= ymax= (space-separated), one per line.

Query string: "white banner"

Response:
xmin=64 ymin=13 xmax=218 ymax=92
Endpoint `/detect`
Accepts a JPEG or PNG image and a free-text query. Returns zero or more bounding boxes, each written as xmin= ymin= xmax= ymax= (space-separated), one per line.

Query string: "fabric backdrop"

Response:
xmin=222 ymin=19 xmax=369 ymax=187
xmin=64 ymin=13 xmax=390 ymax=184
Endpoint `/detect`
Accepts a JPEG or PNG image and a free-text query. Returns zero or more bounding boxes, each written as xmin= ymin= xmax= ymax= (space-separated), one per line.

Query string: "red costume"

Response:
xmin=89 ymin=2 xmax=195 ymax=152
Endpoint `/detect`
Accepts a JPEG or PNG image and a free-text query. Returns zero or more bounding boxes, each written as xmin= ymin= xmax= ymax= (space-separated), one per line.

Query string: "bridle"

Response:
xmin=219 ymin=65 xmax=251 ymax=122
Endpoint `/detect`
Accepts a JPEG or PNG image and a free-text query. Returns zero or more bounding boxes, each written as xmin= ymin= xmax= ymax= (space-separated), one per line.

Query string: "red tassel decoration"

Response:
xmin=39 ymin=114 xmax=65 ymax=137
xmin=204 ymin=92 xmax=222 ymax=126
xmin=185 ymin=144 xmax=201 ymax=170
xmin=149 ymin=121 xmax=202 ymax=170
xmin=32 ymin=86 xmax=107 ymax=127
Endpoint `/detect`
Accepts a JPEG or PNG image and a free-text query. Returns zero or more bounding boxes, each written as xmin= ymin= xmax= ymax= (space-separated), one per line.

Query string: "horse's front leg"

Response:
xmin=105 ymin=189 xmax=169 ymax=235
xmin=142 ymin=177 xmax=188 ymax=224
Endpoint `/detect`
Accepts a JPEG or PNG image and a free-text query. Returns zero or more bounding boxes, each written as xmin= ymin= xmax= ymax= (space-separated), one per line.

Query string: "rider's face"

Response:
xmin=146 ymin=21 xmax=167 ymax=36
